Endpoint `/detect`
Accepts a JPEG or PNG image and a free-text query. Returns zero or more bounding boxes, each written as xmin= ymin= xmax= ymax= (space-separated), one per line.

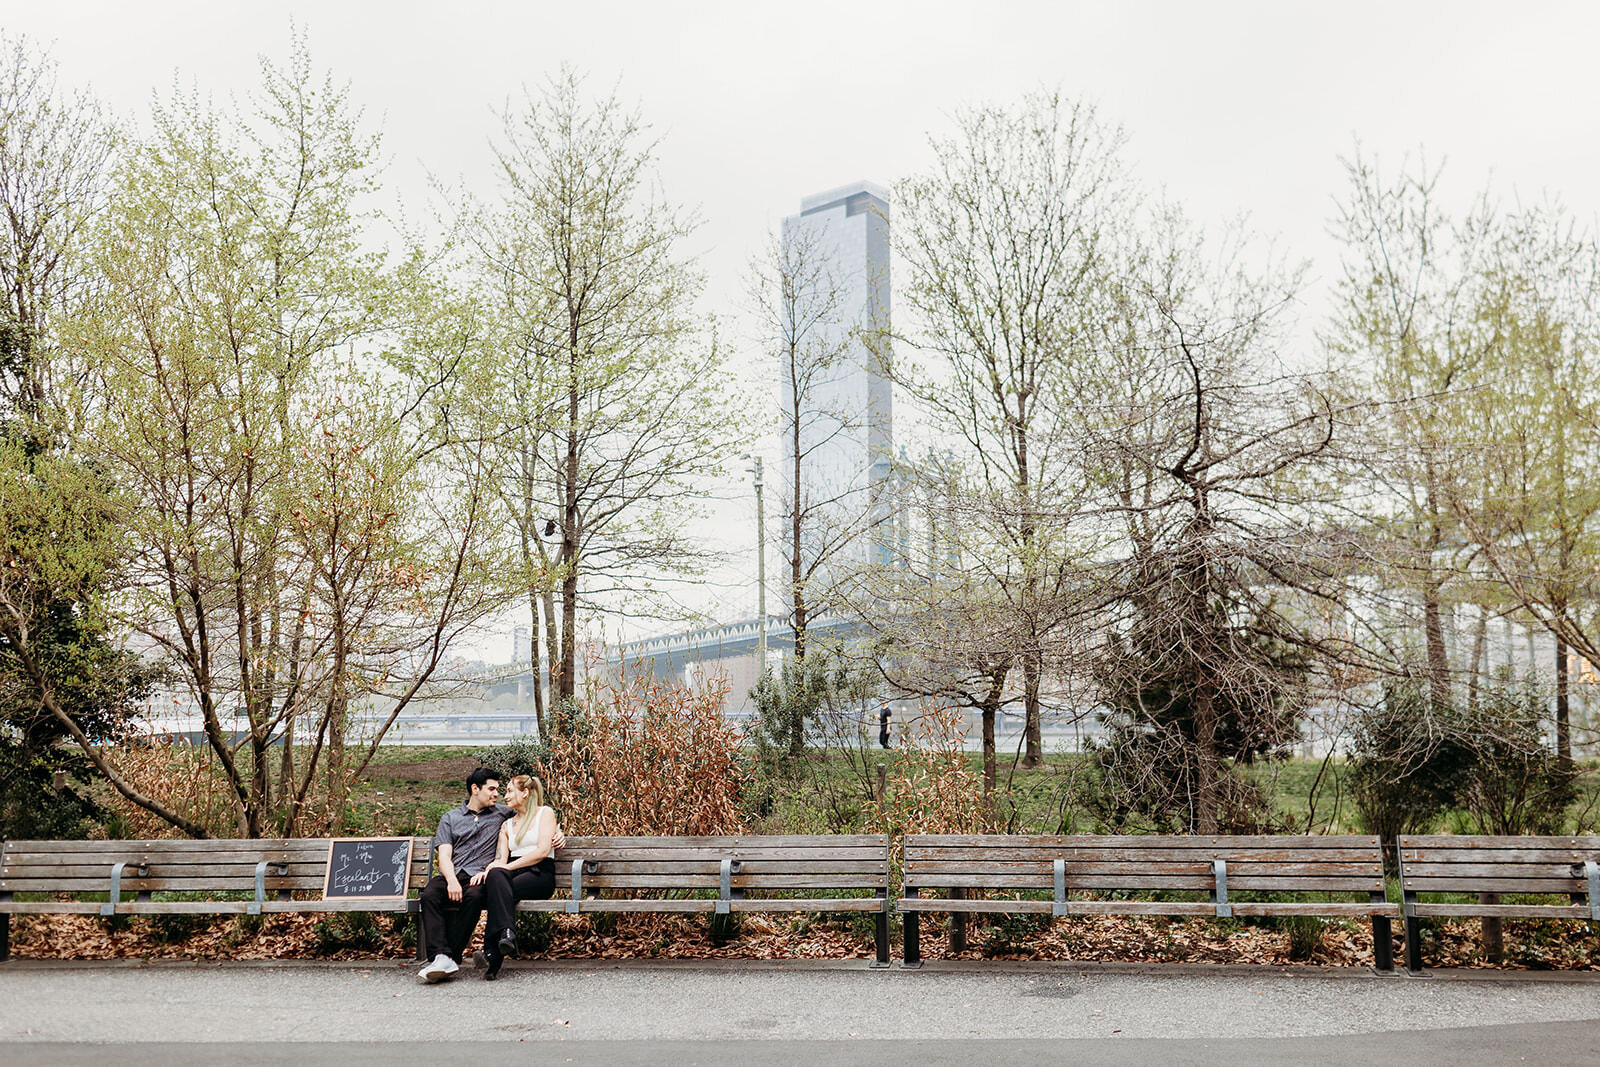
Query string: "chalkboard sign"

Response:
xmin=322 ymin=838 xmax=415 ymax=901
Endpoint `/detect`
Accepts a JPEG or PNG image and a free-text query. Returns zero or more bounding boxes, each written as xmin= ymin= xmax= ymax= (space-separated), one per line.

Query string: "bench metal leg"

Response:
xmin=873 ymin=902 xmax=890 ymax=968
xmin=902 ymin=890 xmax=921 ymax=968
xmin=1371 ymin=915 xmax=1393 ymax=973
xmin=415 ymin=910 xmax=429 ymax=963
xmin=0 ymin=913 xmax=9 ymax=962
xmin=1404 ymin=915 xmax=1423 ymax=973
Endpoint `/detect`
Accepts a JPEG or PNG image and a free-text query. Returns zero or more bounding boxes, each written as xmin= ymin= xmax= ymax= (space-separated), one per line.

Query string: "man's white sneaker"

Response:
xmin=418 ymin=953 xmax=459 ymax=983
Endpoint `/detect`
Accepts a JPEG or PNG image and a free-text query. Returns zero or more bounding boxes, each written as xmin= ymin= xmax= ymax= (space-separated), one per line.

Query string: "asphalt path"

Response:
xmin=3 ymin=959 xmax=1598 ymax=1065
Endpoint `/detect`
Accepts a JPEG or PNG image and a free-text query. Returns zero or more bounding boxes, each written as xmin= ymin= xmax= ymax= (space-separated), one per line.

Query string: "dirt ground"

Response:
xmin=371 ymin=756 xmax=479 ymax=783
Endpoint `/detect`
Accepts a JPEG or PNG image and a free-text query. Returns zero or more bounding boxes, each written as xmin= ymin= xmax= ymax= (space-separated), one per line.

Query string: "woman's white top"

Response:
xmin=507 ymin=808 xmax=549 ymax=859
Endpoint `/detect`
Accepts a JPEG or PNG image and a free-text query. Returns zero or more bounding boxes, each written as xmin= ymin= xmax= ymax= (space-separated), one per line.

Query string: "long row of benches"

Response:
xmin=4 ymin=833 xmax=1597 ymax=973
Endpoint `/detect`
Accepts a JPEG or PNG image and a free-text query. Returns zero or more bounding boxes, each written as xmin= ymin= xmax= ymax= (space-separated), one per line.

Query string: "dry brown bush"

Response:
xmin=542 ymin=673 xmax=750 ymax=836
xmin=91 ymin=731 xmax=343 ymax=839
xmin=91 ymin=736 xmax=242 ymax=839
xmin=876 ymin=702 xmax=995 ymax=836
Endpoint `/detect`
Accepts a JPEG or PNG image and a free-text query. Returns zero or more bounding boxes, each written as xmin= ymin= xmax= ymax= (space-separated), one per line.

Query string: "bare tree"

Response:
xmin=748 ymin=222 xmax=890 ymax=666
xmin=1085 ymin=213 xmax=1337 ymax=834
xmin=465 ymin=70 xmax=747 ymax=714
xmin=0 ymin=33 xmax=112 ymax=429
xmin=858 ymin=449 xmax=1095 ymax=792
xmin=74 ymin=41 xmax=517 ymax=836
xmin=1325 ymin=152 xmax=1489 ymax=715
xmin=1447 ymin=200 xmax=1600 ymax=762
xmin=887 ymin=91 xmax=1126 ymax=766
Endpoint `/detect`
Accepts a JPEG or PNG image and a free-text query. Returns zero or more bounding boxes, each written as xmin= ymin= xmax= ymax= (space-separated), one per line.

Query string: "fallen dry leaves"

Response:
xmin=9 ymin=908 xmax=1596 ymax=970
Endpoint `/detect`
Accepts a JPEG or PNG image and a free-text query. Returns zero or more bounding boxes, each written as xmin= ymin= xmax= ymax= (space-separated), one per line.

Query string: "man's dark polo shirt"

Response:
xmin=434 ymin=803 xmax=511 ymax=877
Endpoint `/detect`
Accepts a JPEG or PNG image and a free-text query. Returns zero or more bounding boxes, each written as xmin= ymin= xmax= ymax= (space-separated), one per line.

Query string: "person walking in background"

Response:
xmin=477 ymin=774 xmax=565 ymax=979
xmin=878 ymin=702 xmax=892 ymax=749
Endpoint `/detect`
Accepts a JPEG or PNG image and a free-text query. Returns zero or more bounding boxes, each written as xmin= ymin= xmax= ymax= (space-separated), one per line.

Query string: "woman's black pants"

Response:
xmin=485 ymin=862 xmax=556 ymax=936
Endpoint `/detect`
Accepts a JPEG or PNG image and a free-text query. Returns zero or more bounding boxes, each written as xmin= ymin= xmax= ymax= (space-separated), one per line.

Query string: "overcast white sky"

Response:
xmin=10 ymin=1 xmax=1600 ymax=652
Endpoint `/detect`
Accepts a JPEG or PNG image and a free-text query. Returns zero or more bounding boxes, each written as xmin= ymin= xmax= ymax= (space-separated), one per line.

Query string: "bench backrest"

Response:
xmin=551 ymin=835 xmax=891 ymax=897
xmin=0 ymin=837 xmax=434 ymax=897
xmin=1397 ymin=835 xmax=1600 ymax=898
xmin=904 ymin=834 xmax=1387 ymax=895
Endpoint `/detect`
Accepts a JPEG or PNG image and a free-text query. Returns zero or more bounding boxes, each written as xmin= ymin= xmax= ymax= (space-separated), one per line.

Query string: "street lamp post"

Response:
xmin=754 ymin=456 xmax=768 ymax=677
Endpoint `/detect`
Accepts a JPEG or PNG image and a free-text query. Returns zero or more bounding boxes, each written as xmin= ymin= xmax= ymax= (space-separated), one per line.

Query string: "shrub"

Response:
xmin=1283 ymin=914 xmax=1324 ymax=961
xmin=474 ymin=735 xmax=547 ymax=781
xmin=877 ymin=703 xmax=993 ymax=837
xmin=1456 ymin=682 xmax=1578 ymax=835
xmin=542 ymin=672 xmax=750 ymax=836
xmin=0 ymin=738 xmax=104 ymax=840
xmin=748 ymin=658 xmax=826 ymax=772
xmin=148 ymin=911 xmax=216 ymax=945
xmin=1089 ymin=605 xmax=1308 ymax=834
xmin=748 ymin=651 xmax=873 ymax=778
xmin=982 ymin=912 xmax=1051 ymax=956
xmin=94 ymin=735 xmax=242 ymax=838
xmin=1349 ymin=677 xmax=1577 ymax=857
xmin=1347 ymin=680 xmax=1474 ymax=861
xmin=312 ymin=911 xmax=385 ymax=954
xmin=515 ymin=911 xmax=555 ymax=954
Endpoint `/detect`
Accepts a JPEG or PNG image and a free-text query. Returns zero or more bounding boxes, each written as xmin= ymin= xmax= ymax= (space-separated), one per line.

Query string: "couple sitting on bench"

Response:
xmin=418 ymin=767 xmax=565 ymax=982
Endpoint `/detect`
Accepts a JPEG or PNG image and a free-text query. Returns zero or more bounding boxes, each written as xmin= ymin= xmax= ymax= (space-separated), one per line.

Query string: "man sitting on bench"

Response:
xmin=417 ymin=768 xmax=510 ymax=983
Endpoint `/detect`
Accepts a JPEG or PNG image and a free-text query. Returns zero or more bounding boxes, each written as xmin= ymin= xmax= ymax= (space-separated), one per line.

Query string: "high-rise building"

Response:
xmin=779 ymin=181 xmax=892 ymax=566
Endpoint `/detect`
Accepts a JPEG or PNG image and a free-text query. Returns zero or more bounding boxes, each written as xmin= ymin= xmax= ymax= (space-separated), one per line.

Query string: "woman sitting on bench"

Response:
xmin=479 ymin=774 xmax=563 ymax=979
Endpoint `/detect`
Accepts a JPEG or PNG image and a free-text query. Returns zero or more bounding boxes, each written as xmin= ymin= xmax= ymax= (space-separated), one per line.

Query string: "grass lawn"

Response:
xmin=349 ymin=742 xmax=1598 ymax=838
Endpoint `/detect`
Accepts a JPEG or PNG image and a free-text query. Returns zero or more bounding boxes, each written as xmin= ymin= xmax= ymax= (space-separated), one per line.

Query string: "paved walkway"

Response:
xmin=3 ymin=959 xmax=1598 ymax=1064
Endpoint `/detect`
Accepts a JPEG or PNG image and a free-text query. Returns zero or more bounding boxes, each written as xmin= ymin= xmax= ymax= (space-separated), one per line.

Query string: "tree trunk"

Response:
xmin=1422 ymin=577 xmax=1451 ymax=716
xmin=791 ymin=425 xmax=807 ymax=663
xmin=1555 ymin=634 xmax=1571 ymax=764
xmin=559 ymin=405 xmax=580 ymax=703
xmin=528 ymin=595 xmax=546 ymax=742
xmin=1480 ymin=895 xmax=1503 ymax=964
xmin=1467 ymin=608 xmax=1488 ymax=711
xmin=559 ymin=565 xmax=578 ymax=704
xmin=1193 ymin=679 xmax=1220 ymax=834
xmin=542 ymin=585 xmax=561 ymax=715
xmin=981 ymin=704 xmax=997 ymax=795
xmin=1021 ymin=646 xmax=1043 ymax=768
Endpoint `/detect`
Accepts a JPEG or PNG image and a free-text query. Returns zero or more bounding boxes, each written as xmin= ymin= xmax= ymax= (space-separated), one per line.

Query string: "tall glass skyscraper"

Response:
xmin=780 ymin=180 xmax=892 ymax=565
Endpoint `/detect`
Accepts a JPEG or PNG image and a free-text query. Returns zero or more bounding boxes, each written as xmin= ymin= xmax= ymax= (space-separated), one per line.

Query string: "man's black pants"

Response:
xmin=418 ymin=874 xmax=488 ymax=962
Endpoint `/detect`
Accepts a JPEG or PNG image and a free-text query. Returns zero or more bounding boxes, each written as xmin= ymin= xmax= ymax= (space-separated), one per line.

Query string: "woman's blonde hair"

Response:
xmin=508 ymin=774 xmax=545 ymax=843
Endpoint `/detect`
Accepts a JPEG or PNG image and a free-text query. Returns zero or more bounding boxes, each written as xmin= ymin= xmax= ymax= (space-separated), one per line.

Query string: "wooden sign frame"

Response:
xmin=322 ymin=837 xmax=415 ymax=902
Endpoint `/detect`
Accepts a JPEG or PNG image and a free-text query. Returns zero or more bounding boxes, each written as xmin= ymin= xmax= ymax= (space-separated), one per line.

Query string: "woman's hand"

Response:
xmin=468 ymin=870 xmax=488 ymax=887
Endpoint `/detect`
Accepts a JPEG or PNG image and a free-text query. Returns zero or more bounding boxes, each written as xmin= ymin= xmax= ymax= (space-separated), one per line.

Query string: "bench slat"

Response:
xmin=1401 ymin=861 xmax=1594 ymax=878
xmin=904 ymin=859 xmax=1379 ymax=876
xmin=1410 ymin=903 xmax=1592 ymax=919
xmin=1400 ymin=835 xmax=1600 ymax=850
xmin=905 ymin=846 xmax=1380 ymax=864
xmin=578 ymin=875 xmax=885 ymax=890
xmin=1402 ymin=878 xmax=1587 ymax=894
xmin=560 ymin=835 xmax=888 ymax=848
xmin=552 ymin=860 xmax=886 ymax=875
xmin=554 ymin=848 xmax=886 ymax=862
xmin=907 ymin=834 xmax=1380 ymax=848
xmin=905 ymin=874 xmax=1381 ymax=891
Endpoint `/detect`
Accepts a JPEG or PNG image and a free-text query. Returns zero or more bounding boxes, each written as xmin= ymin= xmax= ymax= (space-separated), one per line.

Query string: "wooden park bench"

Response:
xmin=900 ymin=834 xmax=1398 ymax=972
xmin=517 ymin=834 xmax=893 ymax=964
xmin=1397 ymin=834 xmax=1600 ymax=972
xmin=0 ymin=836 xmax=433 ymax=961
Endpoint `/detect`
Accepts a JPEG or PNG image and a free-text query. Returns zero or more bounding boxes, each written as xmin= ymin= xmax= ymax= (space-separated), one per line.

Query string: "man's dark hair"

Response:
xmin=465 ymin=767 xmax=498 ymax=797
